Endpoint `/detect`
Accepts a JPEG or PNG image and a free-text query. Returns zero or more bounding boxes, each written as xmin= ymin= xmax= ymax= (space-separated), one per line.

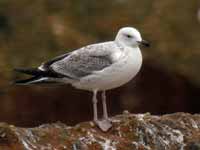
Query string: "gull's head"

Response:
xmin=115 ymin=27 xmax=150 ymax=48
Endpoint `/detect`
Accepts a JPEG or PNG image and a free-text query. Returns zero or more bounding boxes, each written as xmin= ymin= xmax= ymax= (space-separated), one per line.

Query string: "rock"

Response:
xmin=0 ymin=113 xmax=199 ymax=150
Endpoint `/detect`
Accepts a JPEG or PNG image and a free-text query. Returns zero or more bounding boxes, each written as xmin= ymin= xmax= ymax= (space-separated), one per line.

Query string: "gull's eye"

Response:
xmin=126 ymin=34 xmax=132 ymax=38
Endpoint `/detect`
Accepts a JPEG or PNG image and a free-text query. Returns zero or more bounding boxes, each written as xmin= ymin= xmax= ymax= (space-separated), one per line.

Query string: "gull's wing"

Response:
xmin=47 ymin=42 xmax=116 ymax=79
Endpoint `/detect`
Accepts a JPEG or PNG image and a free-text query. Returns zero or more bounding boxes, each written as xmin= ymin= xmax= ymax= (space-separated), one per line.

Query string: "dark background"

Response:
xmin=0 ymin=0 xmax=200 ymax=127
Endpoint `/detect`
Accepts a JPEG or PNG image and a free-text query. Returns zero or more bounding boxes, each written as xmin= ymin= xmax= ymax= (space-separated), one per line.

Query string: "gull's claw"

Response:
xmin=95 ymin=119 xmax=112 ymax=132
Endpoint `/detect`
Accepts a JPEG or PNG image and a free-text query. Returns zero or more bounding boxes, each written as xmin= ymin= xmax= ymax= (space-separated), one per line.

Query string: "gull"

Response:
xmin=14 ymin=27 xmax=150 ymax=131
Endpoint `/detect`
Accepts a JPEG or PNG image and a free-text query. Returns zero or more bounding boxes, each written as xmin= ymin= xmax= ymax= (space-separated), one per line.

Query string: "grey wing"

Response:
xmin=50 ymin=52 xmax=113 ymax=79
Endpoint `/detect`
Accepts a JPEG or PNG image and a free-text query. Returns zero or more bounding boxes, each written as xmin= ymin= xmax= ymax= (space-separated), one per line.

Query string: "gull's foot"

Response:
xmin=94 ymin=119 xmax=112 ymax=132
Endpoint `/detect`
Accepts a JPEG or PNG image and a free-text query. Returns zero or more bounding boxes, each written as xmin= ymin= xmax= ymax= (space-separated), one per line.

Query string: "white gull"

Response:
xmin=14 ymin=27 xmax=150 ymax=131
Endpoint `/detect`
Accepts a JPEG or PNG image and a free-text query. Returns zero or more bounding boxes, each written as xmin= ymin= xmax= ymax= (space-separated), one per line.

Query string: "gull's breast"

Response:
xmin=73 ymin=48 xmax=142 ymax=91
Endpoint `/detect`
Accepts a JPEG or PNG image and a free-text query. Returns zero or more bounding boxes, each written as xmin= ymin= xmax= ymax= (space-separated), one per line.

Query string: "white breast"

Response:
xmin=73 ymin=47 xmax=142 ymax=91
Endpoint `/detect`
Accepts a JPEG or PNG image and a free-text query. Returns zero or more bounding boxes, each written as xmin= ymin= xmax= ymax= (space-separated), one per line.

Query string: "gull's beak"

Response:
xmin=138 ymin=40 xmax=150 ymax=47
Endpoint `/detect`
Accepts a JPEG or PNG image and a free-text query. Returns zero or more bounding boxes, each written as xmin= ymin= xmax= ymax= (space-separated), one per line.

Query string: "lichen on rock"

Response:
xmin=0 ymin=113 xmax=199 ymax=150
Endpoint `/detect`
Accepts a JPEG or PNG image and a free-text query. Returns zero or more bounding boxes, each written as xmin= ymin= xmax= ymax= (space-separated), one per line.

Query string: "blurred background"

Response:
xmin=0 ymin=0 xmax=200 ymax=127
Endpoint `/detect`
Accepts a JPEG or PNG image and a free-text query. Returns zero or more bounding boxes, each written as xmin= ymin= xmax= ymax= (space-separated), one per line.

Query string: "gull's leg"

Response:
xmin=92 ymin=90 xmax=112 ymax=132
xmin=95 ymin=90 xmax=112 ymax=132
xmin=102 ymin=90 xmax=108 ymax=120
xmin=92 ymin=90 xmax=98 ymax=122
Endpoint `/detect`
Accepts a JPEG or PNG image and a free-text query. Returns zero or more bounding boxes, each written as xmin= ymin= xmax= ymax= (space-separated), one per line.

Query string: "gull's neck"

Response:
xmin=115 ymin=38 xmax=124 ymax=48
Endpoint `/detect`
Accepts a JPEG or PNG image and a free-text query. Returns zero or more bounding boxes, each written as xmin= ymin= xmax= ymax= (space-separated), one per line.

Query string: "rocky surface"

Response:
xmin=0 ymin=112 xmax=200 ymax=150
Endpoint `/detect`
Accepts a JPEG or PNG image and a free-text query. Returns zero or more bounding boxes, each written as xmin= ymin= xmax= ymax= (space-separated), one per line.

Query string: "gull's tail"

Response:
xmin=13 ymin=68 xmax=58 ymax=85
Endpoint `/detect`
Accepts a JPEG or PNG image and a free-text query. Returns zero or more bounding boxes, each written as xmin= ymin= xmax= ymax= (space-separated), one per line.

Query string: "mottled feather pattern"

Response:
xmin=50 ymin=42 xmax=119 ymax=78
xmin=51 ymin=52 xmax=112 ymax=78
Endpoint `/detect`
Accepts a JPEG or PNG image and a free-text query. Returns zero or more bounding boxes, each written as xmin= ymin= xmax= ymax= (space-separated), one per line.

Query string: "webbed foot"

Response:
xmin=94 ymin=119 xmax=112 ymax=132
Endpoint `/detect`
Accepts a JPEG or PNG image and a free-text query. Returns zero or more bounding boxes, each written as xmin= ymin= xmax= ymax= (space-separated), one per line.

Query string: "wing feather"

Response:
xmin=50 ymin=43 xmax=116 ymax=79
xmin=50 ymin=52 xmax=112 ymax=79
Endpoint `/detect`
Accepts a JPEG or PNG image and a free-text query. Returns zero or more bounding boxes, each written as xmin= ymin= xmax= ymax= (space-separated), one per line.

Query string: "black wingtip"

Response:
xmin=14 ymin=68 xmax=43 ymax=76
xmin=13 ymin=76 xmax=41 ymax=85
